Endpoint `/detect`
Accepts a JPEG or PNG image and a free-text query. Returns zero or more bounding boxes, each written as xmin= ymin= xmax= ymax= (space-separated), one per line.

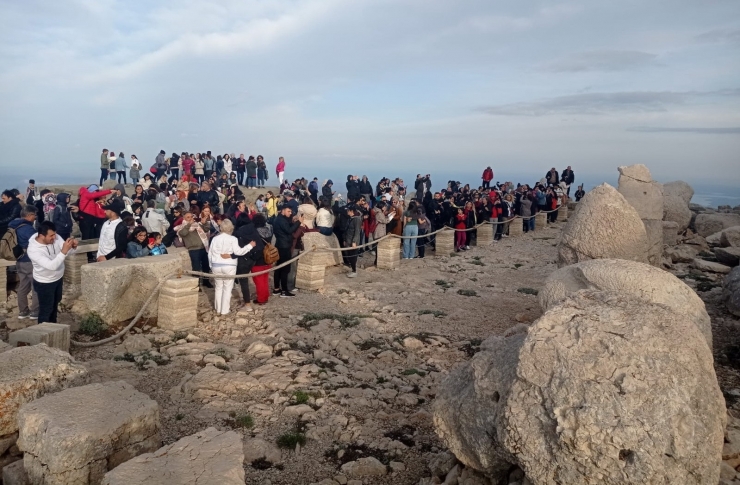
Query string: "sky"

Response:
xmin=0 ymin=0 xmax=739 ymax=190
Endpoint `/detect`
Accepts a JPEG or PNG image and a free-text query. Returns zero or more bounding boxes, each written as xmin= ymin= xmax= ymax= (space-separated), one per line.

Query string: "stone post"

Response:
xmin=376 ymin=237 xmax=400 ymax=270
xmin=535 ymin=212 xmax=547 ymax=230
xmin=558 ymin=204 xmax=569 ymax=222
xmin=9 ymin=323 xmax=70 ymax=352
xmin=157 ymin=276 xmax=199 ymax=331
xmin=63 ymin=251 xmax=88 ymax=287
xmin=476 ymin=223 xmax=492 ymax=246
xmin=509 ymin=217 xmax=524 ymax=237
xmin=435 ymin=229 xmax=455 ymax=255
xmin=295 ymin=252 xmax=326 ymax=290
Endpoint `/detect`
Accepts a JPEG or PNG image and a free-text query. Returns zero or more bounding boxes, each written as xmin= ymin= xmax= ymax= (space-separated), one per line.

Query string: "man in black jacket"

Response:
xmin=546 ymin=167 xmax=559 ymax=186
xmin=197 ymin=182 xmax=220 ymax=214
xmin=96 ymin=199 xmax=128 ymax=261
xmin=561 ymin=166 xmax=575 ymax=196
xmin=344 ymin=205 xmax=362 ymax=278
xmin=272 ymin=205 xmax=302 ymax=297
xmin=0 ymin=189 xmax=22 ymax=238
xmin=234 ymin=213 xmax=264 ymax=311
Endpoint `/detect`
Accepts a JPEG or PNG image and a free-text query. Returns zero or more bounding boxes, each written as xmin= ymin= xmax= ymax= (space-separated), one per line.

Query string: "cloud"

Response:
xmin=479 ymin=89 xmax=740 ymax=116
xmin=695 ymin=28 xmax=740 ymax=44
xmin=627 ymin=126 xmax=740 ymax=134
xmin=542 ymin=50 xmax=659 ymax=72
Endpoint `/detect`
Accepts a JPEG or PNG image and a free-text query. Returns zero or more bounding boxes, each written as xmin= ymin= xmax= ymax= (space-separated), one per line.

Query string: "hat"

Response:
xmin=283 ymin=190 xmax=294 ymax=197
xmin=102 ymin=198 xmax=125 ymax=215
xmin=327 ymin=179 xmax=333 ymax=185
xmin=87 ymin=184 xmax=99 ymax=192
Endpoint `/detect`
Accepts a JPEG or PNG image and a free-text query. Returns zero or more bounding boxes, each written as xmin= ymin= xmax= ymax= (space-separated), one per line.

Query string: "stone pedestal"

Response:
xmin=535 ymin=212 xmax=547 ymax=230
xmin=63 ymin=252 xmax=88 ymax=287
xmin=157 ymin=277 xmax=198 ymax=331
xmin=9 ymin=324 xmax=70 ymax=352
xmin=558 ymin=204 xmax=569 ymax=222
xmin=435 ymin=229 xmax=455 ymax=256
xmin=476 ymin=224 xmax=492 ymax=246
xmin=376 ymin=237 xmax=401 ymax=270
xmin=295 ymin=253 xmax=326 ymax=290
xmin=509 ymin=217 xmax=524 ymax=237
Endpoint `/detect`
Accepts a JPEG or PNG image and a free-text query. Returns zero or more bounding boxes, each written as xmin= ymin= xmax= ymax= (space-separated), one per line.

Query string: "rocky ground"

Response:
xmin=2 ymin=215 xmax=739 ymax=485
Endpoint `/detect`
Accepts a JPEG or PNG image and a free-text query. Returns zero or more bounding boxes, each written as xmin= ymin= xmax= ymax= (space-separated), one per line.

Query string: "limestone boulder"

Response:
xmin=617 ymin=164 xmax=664 ymax=220
xmin=694 ymin=213 xmax=740 ymax=238
xmin=82 ymin=254 xmax=183 ymax=324
xmin=663 ymin=195 xmax=692 ymax=232
xmin=721 ymin=226 xmax=740 ymax=247
xmin=102 ymin=428 xmax=245 ymax=485
xmin=301 ymin=232 xmax=342 ymax=267
xmin=557 ymin=184 xmax=649 ymax=267
xmin=707 ymin=231 xmax=723 ymax=247
xmin=724 ymin=267 xmax=740 ymax=317
xmin=113 ymin=334 xmax=152 ymax=356
xmin=692 ymin=258 xmax=732 ymax=274
xmin=183 ymin=364 xmax=263 ymax=401
xmin=539 ymin=259 xmax=712 ymax=349
xmin=243 ymin=438 xmax=282 ymax=466
xmin=17 ymin=381 xmax=160 ymax=485
xmin=340 ymin=457 xmax=388 ymax=477
xmin=663 ymin=180 xmax=694 ymax=205
xmin=505 ymin=291 xmax=725 ymax=485
xmin=715 ymin=247 xmax=740 ymax=267
xmin=0 ymin=345 xmax=87 ymax=436
xmin=662 ymin=221 xmax=679 ymax=246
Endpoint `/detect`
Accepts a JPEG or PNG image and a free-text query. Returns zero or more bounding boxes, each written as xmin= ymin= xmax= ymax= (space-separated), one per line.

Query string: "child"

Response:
xmin=454 ymin=208 xmax=467 ymax=251
xmin=148 ymin=232 xmax=168 ymax=256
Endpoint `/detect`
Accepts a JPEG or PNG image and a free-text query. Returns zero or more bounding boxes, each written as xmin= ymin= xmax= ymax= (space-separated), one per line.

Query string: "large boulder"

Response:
xmin=724 ymin=267 xmax=740 ymax=317
xmin=663 ymin=181 xmax=694 ymax=205
xmin=694 ymin=213 xmax=740 ymax=238
xmin=81 ymin=254 xmax=183 ymax=324
xmin=663 ymin=195 xmax=692 ymax=232
xmin=721 ymin=226 xmax=740 ymax=247
xmin=17 ymin=381 xmax=161 ymax=485
xmin=539 ymin=259 xmax=712 ymax=349
xmin=301 ymin=232 xmax=343 ymax=266
xmin=509 ymin=291 xmax=724 ymax=484
xmin=0 ymin=345 xmax=87 ymax=436
xmin=617 ymin=164 xmax=664 ymax=220
xmin=662 ymin=220 xmax=679 ymax=246
xmin=557 ymin=183 xmax=649 ymax=267
xmin=714 ymin=247 xmax=740 ymax=267
xmin=102 ymin=428 xmax=245 ymax=485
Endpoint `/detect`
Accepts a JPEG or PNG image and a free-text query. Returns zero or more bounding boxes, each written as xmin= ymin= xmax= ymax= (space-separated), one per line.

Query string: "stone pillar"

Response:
xmin=63 ymin=251 xmax=88 ymax=287
xmin=9 ymin=323 xmax=70 ymax=352
xmin=558 ymin=204 xmax=569 ymax=222
xmin=376 ymin=237 xmax=400 ymax=270
xmin=509 ymin=217 xmax=524 ymax=237
xmin=157 ymin=277 xmax=198 ymax=331
xmin=295 ymin=252 xmax=326 ymax=290
xmin=535 ymin=212 xmax=547 ymax=230
xmin=435 ymin=229 xmax=455 ymax=255
xmin=476 ymin=224 xmax=492 ymax=246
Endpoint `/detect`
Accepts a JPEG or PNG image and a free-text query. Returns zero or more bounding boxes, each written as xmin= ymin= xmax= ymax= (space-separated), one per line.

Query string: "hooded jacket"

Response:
xmin=8 ymin=218 xmax=36 ymax=263
xmin=27 ymin=233 xmax=75 ymax=283
xmin=113 ymin=183 xmax=127 ymax=198
xmin=0 ymin=197 xmax=21 ymax=237
xmin=141 ymin=207 xmax=170 ymax=235
xmin=51 ymin=193 xmax=73 ymax=236
xmin=78 ymin=187 xmax=111 ymax=219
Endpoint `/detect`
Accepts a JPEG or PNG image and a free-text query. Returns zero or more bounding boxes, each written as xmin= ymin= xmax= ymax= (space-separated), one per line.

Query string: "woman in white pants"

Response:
xmin=208 ymin=219 xmax=255 ymax=314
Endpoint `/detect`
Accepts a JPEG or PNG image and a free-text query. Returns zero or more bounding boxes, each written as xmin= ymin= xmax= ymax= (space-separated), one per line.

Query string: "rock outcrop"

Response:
xmin=721 ymin=226 xmax=740 ymax=247
xmin=301 ymin=232 xmax=343 ymax=267
xmin=617 ymin=165 xmax=664 ymax=267
xmin=724 ymin=267 xmax=740 ymax=317
xmin=557 ymin=183 xmax=649 ymax=267
xmin=102 ymin=428 xmax=245 ymax=485
xmin=539 ymin=259 xmax=712 ymax=348
xmin=662 ymin=181 xmax=694 ymax=233
xmin=694 ymin=213 xmax=740 ymax=238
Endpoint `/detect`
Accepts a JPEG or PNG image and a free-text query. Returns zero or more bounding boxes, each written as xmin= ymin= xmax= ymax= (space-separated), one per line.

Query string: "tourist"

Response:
xmin=197 ymin=182 xmax=220 ymax=214
xmin=115 ymin=152 xmax=128 ymax=184
xmin=454 ymin=208 xmax=467 ymax=251
xmin=96 ymin=199 xmax=127 ymax=261
xmin=482 ymin=167 xmax=494 ymax=189
xmin=316 ymin=198 xmax=335 ymax=236
xmin=10 ymin=205 xmax=39 ymax=320
xmin=520 ymin=193 xmax=533 ymax=233
xmin=25 ymin=180 xmax=38 ymax=204
xmin=273 ymin=205 xmax=302 ymax=297
xmin=129 ymin=155 xmax=141 ymax=185
xmin=416 ymin=208 xmax=430 ymax=258
xmin=276 ymin=157 xmax=286 ymax=185
xmin=177 ymin=211 xmax=213 ymax=288
xmin=27 ymin=221 xmax=77 ymax=323
xmin=99 ymin=148 xmax=110 ymax=186
xmin=141 ymin=200 xmax=170 ymax=235
xmin=297 ymin=196 xmax=317 ymax=229
xmin=148 ymin=232 xmax=167 ymax=255
xmin=50 ymin=193 xmax=73 ymax=240
xmin=234 ymin=154 xmax=246 ymax=185
xmin=255 ymin=155 xmax=267 ymax=188
xmin=0 ymin=189 xmax=22 ymax=238
xmin=575 ymin=184 xmax=585 ymax=202
xmin=194 ymin=154 xmax=205 ymax=184
xmin=155 ymin=150 xmax=168 ymax=181
xmin=126 ymin=226 xmax=153 ymax=258
xmin=246 ymin=156 xmax=258 ymax=189
xmin=233 ymin=213 xmax=264 ymax=312
xmin=322 ymin=180 xmax=334 ymax=201
xmin=546 ymin=167 xmax=559 ymax=186
xmin=344 ymin=205 xmax=362 ymax=277
xmin=208 ymin=218 xmax=255 ymax=315
xmin=108 ymin=152 xmax=117 ymax=180
xmin=141 ymin=173 xmax=153 ymax=191
xmin=252 ymin=214 xmax=273 ymax=304
xmin=402 ymin=201 xmax=418 ymax=259
xmin=561 ymin=166 xmax=575 ymax=196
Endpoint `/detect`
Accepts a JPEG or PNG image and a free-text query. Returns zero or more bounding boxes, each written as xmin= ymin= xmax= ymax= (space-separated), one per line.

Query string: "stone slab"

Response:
xmin=535 ymin=212 xmax=547 ymax=229
xmin=509 ymin=218 xmax=524 ymax=236
xmin=2 ymin=459 xmax=28 ymax=485
xmin=302 ymin=232 xmax=343 ymax=266
xmin=9 ymin=324 xmax=70 ymax=352
xmin=435 ymin=230 xmax=455 ymax=255
xmin=476 ymin=225 xmax=492 ymax=246
xmin=157 ymin=277 xmax=198 ymax=332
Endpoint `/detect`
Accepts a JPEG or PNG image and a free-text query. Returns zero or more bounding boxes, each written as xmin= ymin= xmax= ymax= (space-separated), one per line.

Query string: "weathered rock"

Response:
xmin=617 ymin=164 xmax=664 ymax=220
xmin=665 ymin=245 xmax=698 ymax=264
xmin=2 ymin=459 xmax=28 ymax=485
xmin=243 ymin=438 xmax=282 ymax=465
xmin=724 ymin=267 xmax=740 ymax=317
xmin=694 ymin=213 xmax=740 ymax=238
xmin=245 ymin=341 xmax=273 ymax=360
xmin=503 ymin=291 xmax=725 ymax=485
xmin=721 ymin=226 xmax=740 ymax=247
xmin=340 ymin=457 xmax=388 ymax=477
xmin=715 ymin=247 xmax=740 ymax=267
xmin=662 ymin=221 xmax=679 ymax=246
xmin=663 ymin=195 xmax=692 ymax=232
xmin=17 ymin=381 xmax=160 ymax=485
xmin=539 ymin=259 xmax=712 ymax=349
xmin=301 ymin=232 xmax=343 ymax=267
xmin=557 ymin=184 xmax=649 ymax=267
xmin=183 ymin=364 xmax=263 ymax=400
xmin=82 ymin=254 xmax=183 ymax=324
xmin=642 ymin=219 xmax=663 ymax=267
xmin=113 ymin=334 xmax=152 ymax=355
xmin=8 ymin=323 xmax=70 ymax=352
xmin=692 ymin=258 xmax=732 ymax=274
xmin=101 ymin=428 xmax=244 ymax=485
xmin=663 ymin=180 xmax=694 ymax=205
xmin=0 ymin=345 xmax=87 ymax=436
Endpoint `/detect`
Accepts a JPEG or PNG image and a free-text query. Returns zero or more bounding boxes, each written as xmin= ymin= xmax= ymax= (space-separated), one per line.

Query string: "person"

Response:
xmin=322 ymin=180 xmax=334 ymax=201
xmin=27 ymin=221 xmax=77 ymax=323
xmin=0 ymin=189 xmax=22 ymax=238
xmin=116 ymin=152 xmax=129 ymax=184
xmin=283 ymin=190 xmax=299 ymax=216
xmin=10 ymin=205 xmax=39 ymax=319
xmin=416 ymin=208 xmax=430 ymax=258
xmin=129 ymin=155 xmax=141 ymax=185
xmin=208 ymin=219 xmax=254 ymax=315
xmin=141 ymin=173 xmax=153 ymax=191
xmin=546 ymin=167 xmax=559 ymax=186
xmin=141 ymin=199 xmax=170 ymax=235
xmin=316 ymin=198 xmax=334 ymax=236
xmin=276 ymin=157 xmax=286 ymax=185
xmin=246 ymin=156 xmax=258 ymax=189
xmin=346 ymin=175 xmax=360 ymax=202
xmin=197 ymin=182 xmax=220 ymax=213
xmin=561 ymin=166 xmax=575 ymax=196
xmin=194 ymin=154 xmax=205 ymax=184
xmin=127 ymin=226 xmax=153 ymax=258
xmin=50 ymin=193 xmax=73 ymax=240
xmin=99 ymin=148 xmax=110 ymax=186
xmin=402 ymin=201 xmax=418 ymax=259
xmin=574 ymin=184 xmax=585 ymax=202
xmin=177 ymin=211 xmax=213 ymax=288
xmin=148 ymin=232 xmax=167 ymax=255
xmin=273 ymin=205 xmax=302 ymax=297
xmin=248 ymin=214 xmax=273 ymax=305
xmin=96 ymin=199 xmax=128 ymax=261
xmin=204 ymin=152 xmax=215 ymax=181
xmin=343 ymin=205 xmax=362 ymax=277
xmin=155 ymin=150 xmax=168 ymax=181
xmin=297 ymin=196 xmax=317 ymax=230
xmin=454 ymin=208 xmax=467 ymax=251
xmin=25 ymin=180 xmax=38 ymax=204
xmin=482 ymin=167 xmax=494 ymax=189
xmin=256 ymin=156 xmax=267 ymax=188
xmin=359 ymin=176 xmax=373 ymax=207
xmin=520 ymin=193 xmax=533 ymax=233
xmin=233 ymin=213 xmax=264 ymax=312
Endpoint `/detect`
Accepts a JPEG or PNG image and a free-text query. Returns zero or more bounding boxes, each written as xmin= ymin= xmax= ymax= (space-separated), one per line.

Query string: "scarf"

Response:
xmin=174 ymin=221 xmax=210 ymax=251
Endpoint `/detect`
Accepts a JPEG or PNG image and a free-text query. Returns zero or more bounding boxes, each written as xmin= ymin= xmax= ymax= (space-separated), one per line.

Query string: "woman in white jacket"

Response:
xmin=208 ymin=219 xmax=255 ymax=314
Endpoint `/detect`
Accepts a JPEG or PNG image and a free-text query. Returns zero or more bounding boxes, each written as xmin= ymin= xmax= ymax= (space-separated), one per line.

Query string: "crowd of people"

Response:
xmin=0 ymin=150 xmax=580 ymax=321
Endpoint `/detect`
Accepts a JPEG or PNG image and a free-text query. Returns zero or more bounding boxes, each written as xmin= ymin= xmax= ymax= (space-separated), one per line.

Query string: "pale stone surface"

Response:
xmin=663 ymin=195 xmax=692 ymax=232
xmin=245 ymin=341 xmax=273 ymax=359
xmin=694 ymin=213 xmax=740 ymax=238
xmin=617 ymin=164 xmax=664 ymax=220
xmin=721 ymin=226 xmax=740 ymax=247
xmin=665 ymin=245 xmax=698 ymax=263
xmin=243 ymin=438 xmax=282 ymax=465
xmin=101 ymin=428 xmax=244 ymax=485
xmin=82 ymin=254 xmax=183 ymax=324
xmin=715 ymin=247 xmax=740 ymax=267
xmin=663 ymin=180 xmax=694 ymax=205
xmin=183 ymin=364 xmax=263 ymax=400
xmin=0 ymin=345 xmax=87 ymax=436
xmin=302 ymin=232 xmax=343 ymax=266
xmin=692 ymin=258 xmax=732 ymax=274
xmin=724 ymin=267 xmax=740 ymax=317
xmin=157 ymin=276 xmax=199 ymax=331
xmin=0 ymin=432 xmax=17 ymax=455
xmin=296 ymin=252 xmax=326 ymax=290
xmin=8 ymin=323 xmax=70 ymax=352
xmin=340 ymin=457 xmax=388 ymax=477
xmin=662 ymin=220 xmax=679 ymax=246
xmin=557 ymin=184 xmax=649 ymax=267
xmin=2 ymin=459 xmax=28 ymax=485
xmin=113 ymin=334 xmax=152 ymax=355
xmin=539 ymin=258 xmax=713 ymax=348
xmin=506 ymin=291 xmax=725 ymax=485
xmin=436 ymin=230 xmax=454 ymax=255
xmin=17 ymin=381 xmax=160 ymax=485
xmin=642 ymin=219 xmax=664 ymax=267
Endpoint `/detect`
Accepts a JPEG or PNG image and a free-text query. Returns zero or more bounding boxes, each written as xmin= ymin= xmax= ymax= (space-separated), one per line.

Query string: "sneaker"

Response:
xmin=17 ymin=311 xmax=30 ymax=319
xmin=347 ymin=272 xmax=357 ymax=278
xmin=252 ymin=300 xmax=267 ymax=306
xmin=273 ymin=288 xmax=282 ymax=295
xmin=465 ymin=246 xmax=471 ymax=250
xmin=29 ymin=313 xmax=38 ymax=320
xmin=280 ymin=291 xmax=296 ymax=298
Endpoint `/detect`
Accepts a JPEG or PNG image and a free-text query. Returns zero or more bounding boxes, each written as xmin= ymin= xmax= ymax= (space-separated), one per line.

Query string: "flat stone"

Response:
xmin=243 ymin=438 xmax=282 ymax=465
xmin=715 ymin=247 xmax=740 ymax=267
xmin=8 ymin=323 xmax=70 ymax=352
xmin=113 ymin=334 xmax=152 ymax=355
xmin=340 ymin=457 xmax=387 ymax=477
xmin=2 ymin=459 xmax=28 ymax=485
xmin=283 ymin=404 xmax=313 ymax=416
xmin=692 ymin=258 xmax=732 ymax=274
xmin=183 ymin=365 xmax=263 ymax=400
xmin=245 ymin=341 xmax=273 ymax=360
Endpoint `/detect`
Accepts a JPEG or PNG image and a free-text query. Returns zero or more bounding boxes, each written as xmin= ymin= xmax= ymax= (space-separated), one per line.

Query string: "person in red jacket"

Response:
xmin=481 ymin=167 xmax=494 ymax=189
xmin=77 ymin=184 xmax=111 ymax=241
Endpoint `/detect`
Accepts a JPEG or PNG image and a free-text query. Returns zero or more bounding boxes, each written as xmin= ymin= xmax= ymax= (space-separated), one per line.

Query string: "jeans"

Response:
xmin=288 ymin=248 xmax=299 ymax=291
xmin=529 ymin=215 xmax=535 ymax=231
xmin=168 ymin=169 xmax=180 ymax=184
xmin=212 ymin=265 xmax=236 ymax=314
xmin=195 ymin=174 xmax=204 ymax=184
xmin=237 ymin=171 xmax=245 ymax=185
xmin=17 ymin=261 xmax=39 ymax=315
xmin=108 ymin=170 xmax=116 ymax=180
xmin=318 ymin=226 xmax=333 ymax=236
xmin=237 ymin=257 xmax=255 ymax=303
xmin=274 ymin=247 xmax=292 ymax=292
xmin=117 ymin=171 xmax=127 ymax=184
xmin=132 ymin=178 xmax=139 ymax=185
xmin=495 ymin=216 xmax=505 ymax=240
xmin=247 ymin=177 xmax=256 ymax=188
xmin=100 ymin=168 xmax=108 ymax=186
xmin=402 ymin=224 xmax=418 ymax=259
xmin=33 ymin=278 xmax=63 ymax=323
xmin=482 ymin=180 xmax=490 ymax=189
xmin=188 ymin=248 xmax=210 ymax=284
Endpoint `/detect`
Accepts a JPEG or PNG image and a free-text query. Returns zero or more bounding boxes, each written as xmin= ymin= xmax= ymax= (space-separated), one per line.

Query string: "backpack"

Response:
xmin=0 ymin=227 xmax=23 ymax=260
xmin=262 ymin=238 xmax=279 ymax=265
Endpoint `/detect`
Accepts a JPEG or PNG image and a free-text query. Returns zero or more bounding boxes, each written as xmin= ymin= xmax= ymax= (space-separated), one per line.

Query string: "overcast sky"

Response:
xmin=0 ymin=0 xmax=738 ymax=186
